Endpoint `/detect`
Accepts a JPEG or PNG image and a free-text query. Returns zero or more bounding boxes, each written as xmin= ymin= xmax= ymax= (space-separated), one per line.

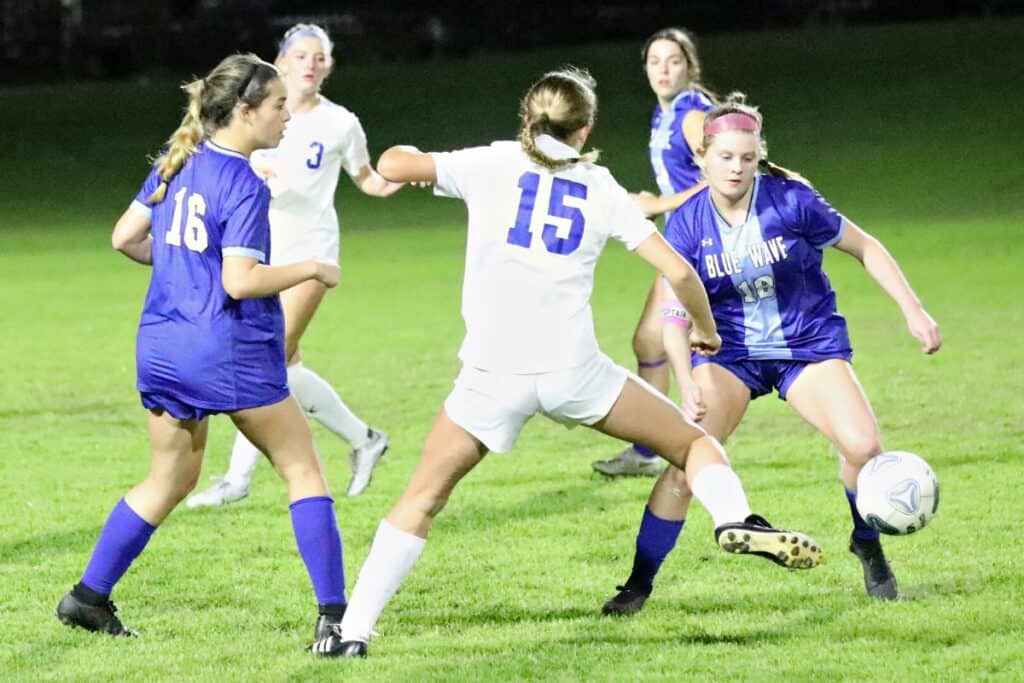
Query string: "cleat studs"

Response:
xmin=790 ymin=536 xmax=799 ymax=544
xmin=743 ymin=533 xmax=751 ymax=542
xmin=779 ymin=535 xmax=787 ymax=542
xmin=802 ymin=540 xmax=809 ymax=548
xmin=791 ymin=546 xmax=800 ymax=556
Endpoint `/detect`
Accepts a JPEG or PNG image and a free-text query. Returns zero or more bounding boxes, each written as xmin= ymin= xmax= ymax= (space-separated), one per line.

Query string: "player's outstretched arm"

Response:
xmin=111 ymin=208 xmax=153 ymax=265
xmin=834 ymin=220 xmax=942 ymax=354
xmin=376 ymin=146 xmax=437 ymax=184
xmin=634 ymin=232 xmax=720 ymax=356
xmin=661 ymin=290 xmax=707 ymax=422
xmin=351 ymin=163 xmax=405 ymax=197
xmin=222 ymin=256 xmax=339 ymax=300
xmin=630 ymin=181 xmax=708 ymax=217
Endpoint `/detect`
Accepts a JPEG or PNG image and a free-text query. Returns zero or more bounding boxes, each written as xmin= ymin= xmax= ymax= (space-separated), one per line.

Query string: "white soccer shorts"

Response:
xmin=443 ymin=352 xmax=630 ymax=453
xmin=269 ymin=219 xmax=340 ymax=267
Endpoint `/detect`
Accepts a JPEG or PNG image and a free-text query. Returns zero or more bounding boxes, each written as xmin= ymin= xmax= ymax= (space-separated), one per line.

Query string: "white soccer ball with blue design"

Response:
xmin=856 ymin=451 xmax=939 ymax=535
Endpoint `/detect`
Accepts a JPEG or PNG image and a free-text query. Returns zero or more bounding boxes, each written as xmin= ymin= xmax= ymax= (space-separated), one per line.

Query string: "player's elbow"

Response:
xmin=662 ymin=262 xmax=696 ymax=291
xmin=376 ymin=149 xmax=405 ymax=181
xmin=378 ymin=145 xmax=431 ymax=183
xmin=221 ymin=271 xmax=250 ymax=300
xmin=111 ymin=219 xmax=133 ymax=252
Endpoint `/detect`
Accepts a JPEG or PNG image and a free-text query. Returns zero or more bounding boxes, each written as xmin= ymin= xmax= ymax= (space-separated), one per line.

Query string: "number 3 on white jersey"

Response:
xmin=166 ymin=186 xmax=209 ymax=252
xmin=506 ymin=171 xmax=587 ymax=255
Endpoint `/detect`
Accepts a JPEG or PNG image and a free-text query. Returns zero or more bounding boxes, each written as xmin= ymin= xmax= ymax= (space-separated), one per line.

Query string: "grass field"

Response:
xmin=2 ymin=18 xmax=1024 ymax=682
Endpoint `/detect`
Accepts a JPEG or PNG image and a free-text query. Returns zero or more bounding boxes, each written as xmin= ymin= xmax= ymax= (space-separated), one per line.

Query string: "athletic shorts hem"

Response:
xmin=139 ymin=388 xmax=290 ymax=421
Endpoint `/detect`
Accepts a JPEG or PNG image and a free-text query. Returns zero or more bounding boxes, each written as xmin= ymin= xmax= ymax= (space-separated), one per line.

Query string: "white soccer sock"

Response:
xmin=689 ymin=463 xmax=753 ymax=528
xmin=287 ymin=362 xmax=370 ymax=448
xmin=340 ymin=519 xmax=426 ymax=643
xmin=224 ymin=431 xmax=262 ymax=488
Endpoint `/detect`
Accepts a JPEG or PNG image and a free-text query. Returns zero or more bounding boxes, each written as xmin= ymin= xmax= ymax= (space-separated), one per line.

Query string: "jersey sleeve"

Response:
xmin=430 ymin=145 xmax=493 ymax=200
xmin=339 ymin=115 xmax=371 ymax=177
xmin=787 ymin=181 xmax=846 ymax=249
xmin=662 ymin=204 xmax=700 ymax=267
xmin=604 ymin=177 xmax=656 ymax=250
xmin=221 ymin=176 xmax=272 ymax=262
xmin=129 ymin=167 xmax=163 ymax=218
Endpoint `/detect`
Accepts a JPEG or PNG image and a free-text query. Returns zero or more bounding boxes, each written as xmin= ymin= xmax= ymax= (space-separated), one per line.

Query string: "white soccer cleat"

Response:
xmin=591 ymin=446 xmax=666 ymax=477
xmin=346 ymin=429 xmax=389 ymax=497
xmin=185 ymin=477 xmax=250 ymax=509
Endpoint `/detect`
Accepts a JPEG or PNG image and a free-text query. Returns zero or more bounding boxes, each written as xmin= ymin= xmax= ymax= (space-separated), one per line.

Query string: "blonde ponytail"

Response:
xmin=147 ymin=79 xmax=205 ymax=204
xmin=518 ymin=67 xmax=600 ymax=171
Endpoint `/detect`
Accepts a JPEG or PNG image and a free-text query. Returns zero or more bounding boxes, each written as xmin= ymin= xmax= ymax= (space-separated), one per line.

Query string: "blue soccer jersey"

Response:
xmin=649 ymin=88 xmax=714 ymax=195
xmin=129 ymin=141 xmax=288 ymax=414
xmin=664 ymin=174 xmax=851 ymax=362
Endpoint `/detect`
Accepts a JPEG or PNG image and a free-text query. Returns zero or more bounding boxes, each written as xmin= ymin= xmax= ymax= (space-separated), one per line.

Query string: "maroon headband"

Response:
xmin=704 ymin=112 xmax=761 ymax=136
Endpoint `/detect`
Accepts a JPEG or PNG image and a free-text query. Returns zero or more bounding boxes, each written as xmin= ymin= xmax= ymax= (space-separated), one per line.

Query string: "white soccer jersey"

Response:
xmin=432 ymin=135 xmax=657 ymax=373
xmin=251 ymin=96 xmax=370 ymax=261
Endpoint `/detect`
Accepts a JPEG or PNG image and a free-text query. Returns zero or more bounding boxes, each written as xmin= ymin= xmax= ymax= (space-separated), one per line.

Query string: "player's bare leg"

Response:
xmin=787 ymin=359 xmax=896 ymax=599
xmin=313 ymin=409 xmax=487 ymax=657
xmin=592 ymin=276 xmax=668 ymax=477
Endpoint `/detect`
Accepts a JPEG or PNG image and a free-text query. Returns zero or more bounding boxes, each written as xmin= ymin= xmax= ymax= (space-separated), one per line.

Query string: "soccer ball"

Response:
xmin=855 ymin=451 xmax=939 ymax=535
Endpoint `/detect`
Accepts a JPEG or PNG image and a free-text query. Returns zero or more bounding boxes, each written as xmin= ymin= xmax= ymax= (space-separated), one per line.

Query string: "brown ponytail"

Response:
xmin=147 ymin=79 xmax=204 ymax=203
xmin=146 ymin=53 xmax=281 ymax=204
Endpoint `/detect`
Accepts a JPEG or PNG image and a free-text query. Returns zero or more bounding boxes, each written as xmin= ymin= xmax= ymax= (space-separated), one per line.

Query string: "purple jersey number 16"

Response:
xmin=506 ymin=172 xmax=587 ymax=255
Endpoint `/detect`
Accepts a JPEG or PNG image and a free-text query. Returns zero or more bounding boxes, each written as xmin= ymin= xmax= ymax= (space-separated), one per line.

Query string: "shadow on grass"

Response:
xmin=441 ymin=479 xmax=611 ymax=533
xmin=0 ymin=401 xmax=125 ymax=420
xmin=280 ymin=626 xmax=791 ymax=681
xmin=0 ymin=526 xmax=102 ymax=563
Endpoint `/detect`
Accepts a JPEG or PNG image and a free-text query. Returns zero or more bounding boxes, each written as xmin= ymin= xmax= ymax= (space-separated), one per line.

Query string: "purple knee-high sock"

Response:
xmin=79 ymin=498 xmax=158 ymax=597
xmin=625 ymin=506 xmax=685 ymax=594
xmin=289 ymin=496 xmax=346 ymax=610
xmin=846 ymin=488 xmax=880 ymax=541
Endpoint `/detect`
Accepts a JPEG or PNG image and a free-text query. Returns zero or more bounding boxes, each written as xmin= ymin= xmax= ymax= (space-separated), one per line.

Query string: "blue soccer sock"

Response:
xmin=625 ymin=506 xmax=685 ymax=593
xmin=290 ymin=496 xmax=346 ymax=608
xmin=632 ymin=444 xmax=657 ymax=458
xmin=79 ymin=498 xmax=158 ymax=597
xmin=846 ymin=488 xmax=880 ymax=542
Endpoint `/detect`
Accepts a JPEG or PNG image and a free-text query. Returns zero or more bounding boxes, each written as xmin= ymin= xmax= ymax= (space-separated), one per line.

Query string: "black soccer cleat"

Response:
xmin=309 ymin=625 xmax=368 ymax=658
xmin=313 ymin=605 xmax=346 ymax=641
xmin=714 ymin=514 xmax=823 ymax=569
xmin=849 ymin=535 xmax=899 ymax=600
xmin=601 ymin=585 xmax=650 ymax=616
xmin=56 ymin=591 xmax=137 ymax=637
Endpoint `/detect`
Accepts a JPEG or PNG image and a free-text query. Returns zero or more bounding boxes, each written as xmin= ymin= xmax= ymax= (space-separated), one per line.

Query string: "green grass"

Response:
xmin=2 ymin=18 xmax=1024 ymax=682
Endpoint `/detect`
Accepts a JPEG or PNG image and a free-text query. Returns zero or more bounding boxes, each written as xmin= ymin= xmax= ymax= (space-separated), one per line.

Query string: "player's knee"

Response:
xmin=276 ymin=457 xmax=323 ymax=488
xmin=837 ymin=433 xmax=882 ymax=467
xmin=662 ymin=465 xmax=689 ymax=491
xmin=632 ymin=323 xmax=663 ymax=360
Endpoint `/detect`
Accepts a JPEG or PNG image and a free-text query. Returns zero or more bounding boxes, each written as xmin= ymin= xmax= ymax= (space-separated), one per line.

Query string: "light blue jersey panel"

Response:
xmin=710 ymin=176 xmax=792 ymax=359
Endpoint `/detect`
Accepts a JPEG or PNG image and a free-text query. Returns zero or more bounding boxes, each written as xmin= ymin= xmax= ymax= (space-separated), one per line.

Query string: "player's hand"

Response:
xmin=679 ymin=381 xmax=707 ymax=422
xmin=906 ymin=307 xmax=942 ymax=354
xmin=312 ymin=261 xmax=340 ymax=289
xmin=688 ymin=324 xmax=721 ymax=357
